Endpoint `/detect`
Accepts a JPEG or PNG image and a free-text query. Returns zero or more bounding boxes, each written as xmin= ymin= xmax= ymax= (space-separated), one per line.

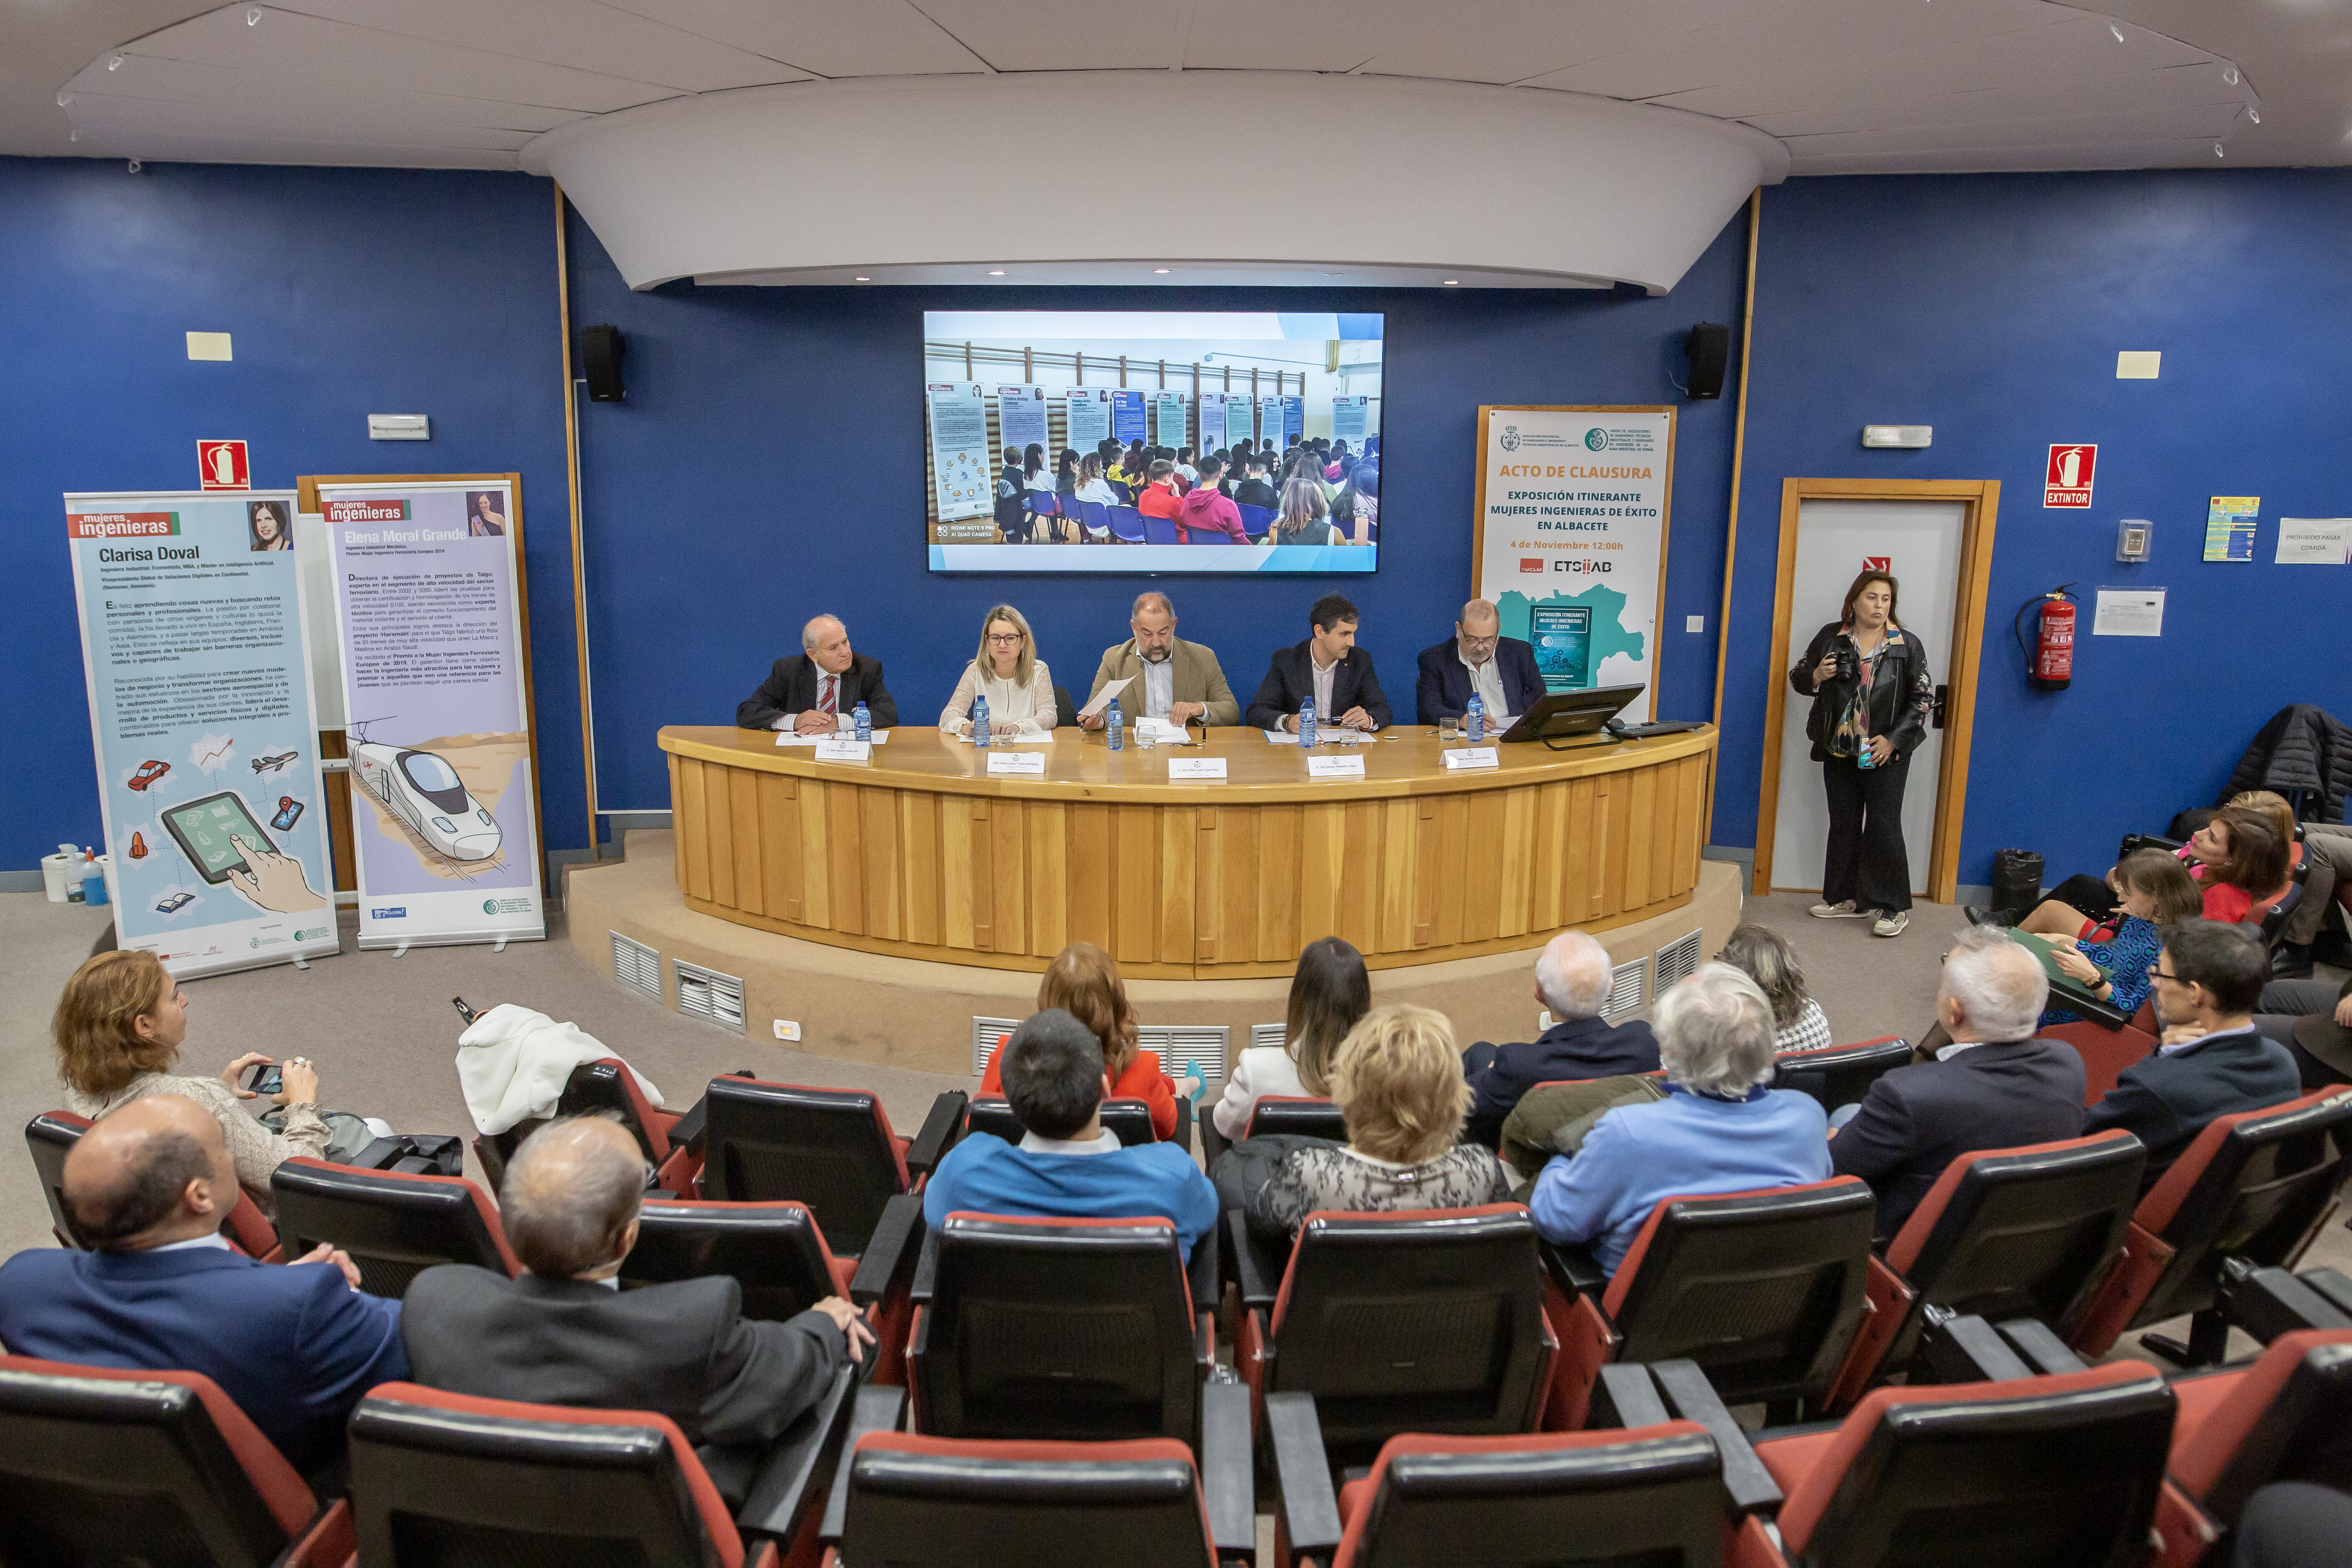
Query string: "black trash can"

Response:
xmin=1990 ymin=849 xmax=2044 ymax=923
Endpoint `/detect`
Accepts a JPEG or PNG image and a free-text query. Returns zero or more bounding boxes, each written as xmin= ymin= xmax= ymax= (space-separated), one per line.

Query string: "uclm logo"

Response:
xmin=1520 ymin=557 xmax=1545 ymax=573
xmin=369 ymin=906 xmax=407 ymax=919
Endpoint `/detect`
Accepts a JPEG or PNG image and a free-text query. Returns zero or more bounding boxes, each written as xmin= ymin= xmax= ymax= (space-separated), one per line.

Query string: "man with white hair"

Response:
xmin=1831 ymin=926 xmax=2084 ymax=1239
xmin=1081 ymin=592 xmax=1240 ymax=729
xmin=1462 ymin=930 xmax=1661 ymax=1146
xmin=1529 ymin=963 xmax=1831 ymax=1275
xmin=736 ymin=613 xmax=899 ymax=733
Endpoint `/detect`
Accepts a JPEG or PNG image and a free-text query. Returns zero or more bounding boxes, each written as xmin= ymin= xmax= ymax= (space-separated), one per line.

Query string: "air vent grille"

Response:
xmin=674 ymin=960 xmax=746 ymax=1034
xmin=972 ymin=1018 xmax=1231 ymax=1081
xmin=1602 ymin=957 xmax=1649 ymax=1024
xmin=610 ymin=933 xmax=661 ymax=1001
xmin=972 ymin=1017 xmax=1022 ymax=1076
xmin=1653 ymin=929 xmax=1704 ymax=995
xmin=1250 ymin=1023 xmax=1286 ymax=1054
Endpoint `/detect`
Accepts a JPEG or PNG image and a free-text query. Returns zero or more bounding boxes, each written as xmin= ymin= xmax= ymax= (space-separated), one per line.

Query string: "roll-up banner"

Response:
xmin=1198 ymin=392 xmax=1228 ymax=454
xmin=65 ymin=490 xmax=342 ymax=978
xmin=1153 ymin=391 xmax=1188 ymax=449
xmin=1065 ymin=388 xmax=1111 ymax=451
xmin=1259 ymin=396 xmax=1284 ymax=451
xmin=317 ymin=479 xmax=545 ymax=950
xmin=1470 ymin=406 xmax=1676 ymax=721
xmin=1112 ymin=389 xmax=1147 ymax=443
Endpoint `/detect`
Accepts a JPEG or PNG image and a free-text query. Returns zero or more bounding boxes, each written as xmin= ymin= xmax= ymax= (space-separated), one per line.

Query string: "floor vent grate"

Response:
xmin=1602 ymin=957 xmax=1649 ymax=1024
xmin=610 ymin=933 xmax=661 ymax=1001
xmin=1653 ymin=929 xmax=1705 ymax=995
xmin=674 ymin=960 xmax=746 ymax=1034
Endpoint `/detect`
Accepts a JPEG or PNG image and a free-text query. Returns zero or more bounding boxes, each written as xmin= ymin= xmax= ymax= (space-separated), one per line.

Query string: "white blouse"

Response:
xmin=939 ymin=659 xmax=1058 ymax=736
xmin=1212 ymin=1042 xmax=1310 ymax=1139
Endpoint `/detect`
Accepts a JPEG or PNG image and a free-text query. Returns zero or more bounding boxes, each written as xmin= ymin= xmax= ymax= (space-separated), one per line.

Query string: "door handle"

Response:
xmin=1932 ymin=684 xmax=1949 ymax=730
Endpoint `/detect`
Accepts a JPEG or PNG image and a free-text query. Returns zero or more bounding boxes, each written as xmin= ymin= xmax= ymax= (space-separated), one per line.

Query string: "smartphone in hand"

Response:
xmin=239 ymin=1061 xmax=284 ymax=1096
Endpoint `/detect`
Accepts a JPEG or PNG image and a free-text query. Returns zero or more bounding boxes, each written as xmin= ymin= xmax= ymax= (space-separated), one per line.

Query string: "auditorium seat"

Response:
xmin=906 ymin=1213 xmax=1213 ymax=1443
xmin=2164 ymin=1330 xmax=2352 ymax=1544
xmin=471 ymin=1056 xmax=681 ymax=1192
xmin=28 ymin=1109 xmax=280 ymax=1261
xmin=1753 ymin=1362 xmax=2178 ymax=1568
xmin=2043 ymin=1001 xmax=2161 ymax=1106
xmin=1237 ymin=502 xmax=1276 ymax=540
xmin=1543 ymin=1179 xmax=1876 ymax=1425
xmin=625 ymin=1197 xmax=857 ymax=1315
xmin=2069 ymin=1088 xmax=2352 ymax=1365
xmin=1826 ymin=1131 xmax=2145 ymax=1405
xmin=0 ymin=1353 xmax=352 ymax=1567
xmin=1245 ymin=1096 xmax=1349 ymax=1142
xmin=1770 ymin=1037 xmax=1915 ymax=1114
xmin=1107 ymin=504 xmax=1146 ymax=542
xmin=686 ymin=1077 xmax=961 ymax=1256
xmin=267 ymin=1157 xmax=517 ymax=1298
xmin=961 ymin=1094 xmax=1162 ymax=1148
xmin=1143 ymin=513 xmax=1182 ymax=546
xmin=1237 ymin=1205 xmax=1555 ymax=1469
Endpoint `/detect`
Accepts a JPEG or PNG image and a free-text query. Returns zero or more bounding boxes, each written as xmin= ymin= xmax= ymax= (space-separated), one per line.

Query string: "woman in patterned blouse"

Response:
xmin=1719 ymin=924 xmax=1834 ymax=1053
xmin=2041 ymin=850 xmax=2204 ymax=1026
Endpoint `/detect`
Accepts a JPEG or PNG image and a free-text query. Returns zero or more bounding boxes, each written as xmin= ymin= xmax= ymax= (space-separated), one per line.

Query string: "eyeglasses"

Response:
xmin=2147 ymin=965 xmax=2181 ymax=982
xmin=985 ymin=632 xmax=1025 ymax=645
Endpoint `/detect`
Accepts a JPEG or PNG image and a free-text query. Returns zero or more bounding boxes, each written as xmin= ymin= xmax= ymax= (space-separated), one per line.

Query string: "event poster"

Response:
xmin=65 ymin=490 xmax=342 ymax=978
xmin=1065 ymin=387 xmax=1111 ymax=451
xmin=1473 ymin=406 xmax=1675 ymax=721
xmin=1260 ymin=396 xmax=1284 ymax=453
xmin=1333 ymin=395 xmax=1371 ymax=443
xmin=1280 ymin=397 xmax=1304 ymax=446
xmin=926 ymin=382 xmax=993 ymax=527
xmin=317 ymin=480 xmax=545 ymax=950
xmin=1198 ymin=392 xmax=1228 ymax=454
xmin=996 ymin=385 xmax=1047 ymax=455
xmin=1112 ymin=389 xmax=1147 ymax=443
xmin=1154 ymin=391 xmax=1188 ymax=449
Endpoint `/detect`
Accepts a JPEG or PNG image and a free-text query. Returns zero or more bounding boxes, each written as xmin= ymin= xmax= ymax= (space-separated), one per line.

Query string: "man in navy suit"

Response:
xmin=1830 ymin=927 xmax=2086 ymax=1240
xmin=1245 ymin=593 xmax=1392 ymax=733
xmin=1417 ymin=599 xmax=1546 ymax=727
xmin=0 ymin=1094 xmax=406 ymax=1474
xmin=1462 ymin=930 xmax=1661 ymax=1146
xmin=736 ymin=613 xmax=899 ymax=733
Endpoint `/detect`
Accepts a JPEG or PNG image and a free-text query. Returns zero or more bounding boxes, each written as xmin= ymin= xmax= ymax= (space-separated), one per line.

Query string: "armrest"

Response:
xmin=669 ymin=1089 xmax=712 ymax=1159
xmin=1172 ymin=1092 xmax=1194 ymax=1155
xmin=737 ymin=1363 xmax=856 ymax=1542
xmin=2297 ymin=1266 xmax=2352 ymax=1318
xmin=2220 ymin=1262 xmax=2352 ymax=1344
xmin=1588 ymin=1363 xmax=1671 ymax=1429
xmin=1538 ymin=1236 xmax=1608 ymax=1301
xmin=1189 ymin=1223 xmax=1222 ymax=1313
xmin=1265 ymin=1392 xmax=1342 ymax=1565
xmin=1201 ymin=1377 xmax=1256 ymax=1565
xmin=1650 ymin=1360 xmax=1784 ymax=1515
xmin=1199 ymin=1113 xmax=1231 ymax=1170
xmin=909 ymin=1225 xmax=941 ymax=1304
xmin=1914 ymin=1307 xmax=2033 ymax=1386
xmin=817 ymin=1383 xmax=908 ymax=1545
xmin=1995 ymin=1317 xmax=2090 ymax=1376
xmin=1229 ymin=1210 xmax=1285 ymax=1314
xmin=847 ymin=1192 xmax=926 ymax=1308
xmin=905 ymin=1091 xmax=967 ymax=1181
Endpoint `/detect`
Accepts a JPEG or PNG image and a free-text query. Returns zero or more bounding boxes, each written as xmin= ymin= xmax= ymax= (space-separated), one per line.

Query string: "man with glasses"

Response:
xmin=1416 ymin=599 xmax=1544 ymax=728
xmin=2083 ymin=920 xmax=2300 ymax=1186
xmin=1081 ymin=591 xmax=1241 ymax=731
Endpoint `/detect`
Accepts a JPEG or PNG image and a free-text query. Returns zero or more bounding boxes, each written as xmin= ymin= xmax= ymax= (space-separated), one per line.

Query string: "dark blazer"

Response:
xmin=1245 ymin=641 xmax=1393 ymax=731
xmin=736 ymin=650 xmax=898 ymax=730
xmin=1416 ymin=637 xmax=1547 ymax=725
xmin=401 ymin=1266 xmax=846 ymax=1502
xmin=1462 ymin=1015 xmax=1662 ymax=1146
xmin=1829 ymin=1038 xmax=2087 ymax=1240
xmin=0 ymin=1243 xmax=408 ymax=1473
xmin=2083 ymin=1024 xmax=2302 ymax=1184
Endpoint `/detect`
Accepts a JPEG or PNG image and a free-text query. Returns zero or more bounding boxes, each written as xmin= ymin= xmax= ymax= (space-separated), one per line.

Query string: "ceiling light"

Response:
xmin=57 ymin=91 xmax=70 ymax=106
xmin=2109 ymin=23 xmax=2124 ymax=42
xmin=1154 ymin=268 xmax=1171 ymax=274
xmin=2214 ymin=143 xmax=2225 ymax=158
xmin=68 ymin=130 xmax=79 ymax=142
xmin=108 ymin=54 xmax=124 ymax=70
xmin=1443 ymin=279 xmax=1460 ymax=285
xmin=2247 ymin=106 xmax=2260 ymax=124
xmin=854 ymin=275 xmax=870 ymax=282
xmin=2223 ymin=66 xmax=2239 ymax=86
xmin=988 ymin=270 xmax=1004 ymax=276
xmin=247 ymin=7 xmax=263 ymax=23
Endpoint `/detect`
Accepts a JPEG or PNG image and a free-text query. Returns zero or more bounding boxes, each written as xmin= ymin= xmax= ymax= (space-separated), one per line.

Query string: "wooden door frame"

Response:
xmin=1752 ymin=477 xmax=1999 ymax=904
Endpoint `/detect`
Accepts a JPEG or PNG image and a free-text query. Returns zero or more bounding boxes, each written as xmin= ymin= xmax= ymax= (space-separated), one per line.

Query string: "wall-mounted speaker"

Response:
xmin=1683 ymin=323 xmax=1729 ymax=401
xmin=579 ymin=324 xmax=626 ymax=402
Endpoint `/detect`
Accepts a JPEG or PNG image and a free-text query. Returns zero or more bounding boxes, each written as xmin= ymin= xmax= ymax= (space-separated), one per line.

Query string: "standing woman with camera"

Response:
xmin=1790 ymin=570 xmax=1936 ymax=938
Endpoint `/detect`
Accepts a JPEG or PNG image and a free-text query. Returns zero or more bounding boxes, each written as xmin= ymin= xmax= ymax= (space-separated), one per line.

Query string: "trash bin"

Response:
xmin=1990 ymin=849 xmax=2044 ymax=923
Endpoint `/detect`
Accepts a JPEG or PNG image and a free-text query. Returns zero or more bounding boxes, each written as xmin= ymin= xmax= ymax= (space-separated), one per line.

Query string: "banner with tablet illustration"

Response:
xmin=316 ymin=479 xmax=545 ymax=951
xmin=64 ymin=490 xmax=342 ymax=978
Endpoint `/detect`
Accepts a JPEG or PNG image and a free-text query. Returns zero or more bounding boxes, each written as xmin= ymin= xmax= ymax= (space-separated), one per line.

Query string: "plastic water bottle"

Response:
xmin=972 ymin=694 xmax=991 ymax=748
xmin=1107 ymin=700 xmax=1124 ymax=752
xmin=853 ymin=702 xmax=871 ymax=742
xmin=1467 ymin=695 xmax=1485 ymax=745
xmin=1299 ymin=698 xmax=1317 ymax=749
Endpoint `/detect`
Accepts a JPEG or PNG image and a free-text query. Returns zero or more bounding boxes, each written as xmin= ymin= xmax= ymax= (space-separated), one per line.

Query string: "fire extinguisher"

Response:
xmin=2014 ymin=583 xmax=2079 ymax=691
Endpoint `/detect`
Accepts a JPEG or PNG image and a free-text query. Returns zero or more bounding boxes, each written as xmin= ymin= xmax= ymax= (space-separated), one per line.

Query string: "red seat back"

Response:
xmin=841 ymin=1433 xmax=1214 ymax=1568
xmin=29 ymin=1109 xmax=278 ymax=1261
xmin=268 ymin=1157 xmax=516 ymax=1296
xmin=2169 ymin=1330 xmax=2352 ymax=1522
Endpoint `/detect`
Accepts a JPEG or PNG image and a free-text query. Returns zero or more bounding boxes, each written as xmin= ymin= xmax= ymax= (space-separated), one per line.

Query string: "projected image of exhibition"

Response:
xmin=924 ymin=311 xmax=1382 ymax=573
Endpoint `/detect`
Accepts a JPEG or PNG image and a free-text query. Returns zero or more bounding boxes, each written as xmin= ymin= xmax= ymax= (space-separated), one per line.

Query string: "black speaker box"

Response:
xmin=579 ymin=324 xmax=626 ymax=402
xmin=1683 ymin=323 xmax=1730 ymax=400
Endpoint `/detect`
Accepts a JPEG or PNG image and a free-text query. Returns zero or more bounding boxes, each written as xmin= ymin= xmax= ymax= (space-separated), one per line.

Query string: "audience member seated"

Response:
xmin=2083 ymin=920 xmax=2302 ymax=1186
xmin=1718 ymin=923 xmax=1833 ymax=1052
xmin=1528 ymin=964 xmax=1831 ymax=1275
xmin=400 ymin=1115 xmax=867 ymax=1505
xmin=977 ymin=942 xmax=1195 ymax=1139
xmin=1828 ymin=927 xmax=2086 ymax=1240
xmin=53 ymin=949 xmax=359 ymax=1209
xmin=1242 ymin=1004 xmax=1512 ymax=1244
xmin=2232 ymin=1482 xmax=2352 ymax=1568
xmin=1460 ymin=930 xmax=1660 ymax=1147
xmin=2016 ymin=808 xmax=2290 ymax=935
xmin=2038 ymin=850 xmax=2204 ymax=1026
xmin=0 ymin=1094 xmax=405 ymax=1476
xmin=1211 ymin=936 xmax=1368 ymax=1140
xmin=1269 ymin=477 xmax=1343 ymax=547
xmin=926 ymin=1010 xmax=1219 ymax=1260
xmin=1232 ymin=454 xmax=1280 ymax=513
xmin=2254 ymin=973 xmax=2352 ymax=1090
xmin=1136 ymin=459 xmax=1184 ymax=524
xmin=2233 ymin=789 xmax=2352 ymax=977
xmin=1175 ymin=453 xmax=1251 ymax=544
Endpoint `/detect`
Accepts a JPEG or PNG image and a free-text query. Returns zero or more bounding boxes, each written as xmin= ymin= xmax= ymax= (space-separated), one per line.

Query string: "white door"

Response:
xmin=1769 ymin=500 xmax=1963 ymax=897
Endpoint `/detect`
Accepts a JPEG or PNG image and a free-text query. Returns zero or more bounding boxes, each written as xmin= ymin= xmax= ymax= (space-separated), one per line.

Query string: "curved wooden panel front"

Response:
xmin=659 ymin=724 xmax=1716 ymax=980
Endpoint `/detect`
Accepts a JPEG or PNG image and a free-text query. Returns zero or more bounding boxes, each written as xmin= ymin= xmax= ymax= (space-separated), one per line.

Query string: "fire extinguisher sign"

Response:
xmin=2043 ymin=444 xmax=2096 ymax=508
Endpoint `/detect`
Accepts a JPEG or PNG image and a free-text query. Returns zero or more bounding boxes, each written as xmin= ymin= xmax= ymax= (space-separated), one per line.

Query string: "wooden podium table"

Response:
xmin=659 ymin=723 xmax=1716 ymax=981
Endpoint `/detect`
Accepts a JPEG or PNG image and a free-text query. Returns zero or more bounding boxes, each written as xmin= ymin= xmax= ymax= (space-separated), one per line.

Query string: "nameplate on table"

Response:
xmin=813 ymin=737 xmax=872 ymax=764
xmin=1442 ymin=747 xmax=1500 ymax=772
xmin=1306 ymin=754 xmax=1367 ymax=780
xmin=985 ymin=751 xmax=1047 ymax=775
xmin=1169 ymin=757 xmax=1228 ymax=780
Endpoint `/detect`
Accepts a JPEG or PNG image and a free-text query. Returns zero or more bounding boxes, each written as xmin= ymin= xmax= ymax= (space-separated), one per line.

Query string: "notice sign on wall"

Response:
xmin=1471 ymin=406 xmax=1675 ymax=721
xmin=64 ymin=490 xmax=341 ymax=979
xmin=318 ymin=480 xmax=544 ymax=951
xmin=2044 ymin=444 xmax=2097 ymax=508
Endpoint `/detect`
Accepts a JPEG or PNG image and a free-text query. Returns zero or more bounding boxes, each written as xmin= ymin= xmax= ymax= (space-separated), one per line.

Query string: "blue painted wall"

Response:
xmin=1722 ymin=170 xmax=2352 ymax=885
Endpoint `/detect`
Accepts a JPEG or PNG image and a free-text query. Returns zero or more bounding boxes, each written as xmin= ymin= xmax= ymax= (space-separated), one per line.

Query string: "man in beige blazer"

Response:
xmin=1081 ymin=591 xmax=1242 ymax=729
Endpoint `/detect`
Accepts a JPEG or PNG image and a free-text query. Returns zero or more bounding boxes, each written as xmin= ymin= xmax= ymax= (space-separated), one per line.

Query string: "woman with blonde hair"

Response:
xmin=1244 ymin=1003 xmax=1512 ymax=1242
xmin=1717 ymin=924 xmax=1832 ymax=1052
xmin=978 ymin=941 xmax=1193 ymax=1139
xmin=939 ymin=603 xmax=1057 ymax=739
xmin=1213 ymin=937 xmax=1369 ymax=1139
xmin=52 ymin=948 xmax=334 ymax=1208
xmin=1270 ymin=477 xmax=1340 ymax=547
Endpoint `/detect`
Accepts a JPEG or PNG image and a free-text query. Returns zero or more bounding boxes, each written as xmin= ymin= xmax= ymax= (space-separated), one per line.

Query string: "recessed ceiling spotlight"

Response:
xmin=1154 ymin=268 xmax=1171 ymax=274
xmin=247 ymin=6 xmax=263 ymax=23
xmin=2247 ymin=106 xmax=2260 ymax=124
xmin=988 ymin=270 xmax=1004 ymax=275
xmin=2214 ymin=143 xmax=2225 ymax=158
xmin=854 ymin=275 xmax=870 ymax=281
xmin=2109 ymin=23 xmax=2124 ymax=42
xmin=1443 ymin=279 xmax=1460 ymax=285
xmin=2223 ymin=66 xmax=2239 ymax=86
xmin=108 ymin=54 xmax=124 ymax=70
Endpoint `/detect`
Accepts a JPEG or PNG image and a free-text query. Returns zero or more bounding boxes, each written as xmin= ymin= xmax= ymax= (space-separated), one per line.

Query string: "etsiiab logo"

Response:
xmin=369 ymin=906 xmax=407 ymax=919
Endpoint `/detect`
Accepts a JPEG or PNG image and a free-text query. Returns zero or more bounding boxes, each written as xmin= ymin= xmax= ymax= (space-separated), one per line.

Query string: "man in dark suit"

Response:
xmin=1462 ymin=930 xmax=1660 ymax=1146
xmin=1245 ymin=593 xmax=1392 ymax=733
xmin=0 ymin=1094 xmax=407 ymax=1475
xmin=2085 ymin=920 xmax=2301 ymax=1187
xmin=400 ymin=1116 xmax=871 ymax=1503
xmin=736 ymin=613 xmax=899 ymax=733
xmin=1830 ymin=927 xmax=2086 ymax=1239
xmin=1417 ymin=599 xmax=1547 ymax=726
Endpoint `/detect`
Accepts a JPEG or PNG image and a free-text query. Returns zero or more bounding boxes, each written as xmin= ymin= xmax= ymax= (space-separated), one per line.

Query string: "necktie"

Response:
xmin=819 ymin=676 xmax=837 ymax=717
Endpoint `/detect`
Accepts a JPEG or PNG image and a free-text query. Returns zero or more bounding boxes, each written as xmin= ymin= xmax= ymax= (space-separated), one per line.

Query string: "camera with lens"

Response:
xmin=1835 ymin=643 xmax=1859 ymax=683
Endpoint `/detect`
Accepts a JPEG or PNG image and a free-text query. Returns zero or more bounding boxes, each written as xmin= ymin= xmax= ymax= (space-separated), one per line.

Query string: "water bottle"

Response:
xmin=1107 ymin=700 xmax=1124 ymax=752
xmin=1466 ymin=695 xmax=1485 ymax=745
xmin=1299 ymin=698 xmax=1317 ymax=749
xmin=853 ymin=702 xmax=871 ymax=742
xmin=972 ymin=694 xmax=991 ymax=748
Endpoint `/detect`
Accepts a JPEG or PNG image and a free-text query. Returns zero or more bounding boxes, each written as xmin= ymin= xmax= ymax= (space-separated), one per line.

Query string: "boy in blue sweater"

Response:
xmin=924 ymin=1009 xmax=1219 ymax=1259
